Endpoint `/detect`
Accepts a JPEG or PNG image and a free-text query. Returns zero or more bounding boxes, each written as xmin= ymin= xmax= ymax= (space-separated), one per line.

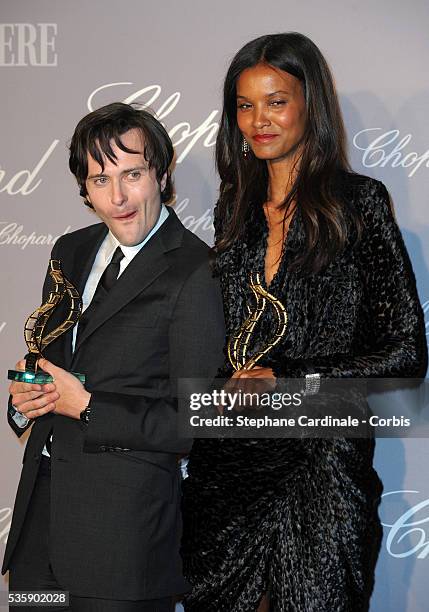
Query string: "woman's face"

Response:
xmin=236 ymin=63 xmax=307 ymax=163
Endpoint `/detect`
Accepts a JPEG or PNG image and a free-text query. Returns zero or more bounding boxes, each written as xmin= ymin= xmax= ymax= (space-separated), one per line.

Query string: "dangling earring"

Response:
xmin=242 ymin=137 xmax=250 ymax=158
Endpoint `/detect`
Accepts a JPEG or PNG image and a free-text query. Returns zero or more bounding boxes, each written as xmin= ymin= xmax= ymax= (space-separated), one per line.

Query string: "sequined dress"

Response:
xmin=181 ymin=174 xmax=427 ymax=611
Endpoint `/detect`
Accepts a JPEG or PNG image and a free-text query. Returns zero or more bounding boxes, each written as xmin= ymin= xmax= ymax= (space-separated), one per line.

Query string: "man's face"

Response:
xmin=85 ymin=128 xmax=166 ymax=246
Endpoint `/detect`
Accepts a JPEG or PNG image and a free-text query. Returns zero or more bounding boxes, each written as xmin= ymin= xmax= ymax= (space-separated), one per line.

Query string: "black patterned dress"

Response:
xmin=181 ymin=174 xmax=427 ymax=611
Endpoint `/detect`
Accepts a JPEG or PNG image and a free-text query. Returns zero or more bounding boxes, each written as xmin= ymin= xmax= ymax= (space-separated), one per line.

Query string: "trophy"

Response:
xmin=8 ymin=259 xmax=85 ymax=384
xmin=228 ymin=273 xmax=288 ymax=371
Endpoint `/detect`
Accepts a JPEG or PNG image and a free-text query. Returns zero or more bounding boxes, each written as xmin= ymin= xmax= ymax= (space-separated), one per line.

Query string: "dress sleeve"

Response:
xmin=272 ymin=180 xmax=428 ymax=379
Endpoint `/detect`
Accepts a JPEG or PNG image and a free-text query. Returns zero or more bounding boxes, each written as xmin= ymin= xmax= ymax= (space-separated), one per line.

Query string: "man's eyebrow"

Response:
xmin=121 ymin=165 xmax=148 ymax=174
xmin=87 ymin=172 xmax=107 ymax=180
xmin=86 ymin=165 xmax=147 ymax=180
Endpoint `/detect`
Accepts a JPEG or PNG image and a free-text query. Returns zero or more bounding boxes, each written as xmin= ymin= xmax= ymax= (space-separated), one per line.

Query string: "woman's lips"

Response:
xmin=253 ymin=134 xmax=278 ymax=143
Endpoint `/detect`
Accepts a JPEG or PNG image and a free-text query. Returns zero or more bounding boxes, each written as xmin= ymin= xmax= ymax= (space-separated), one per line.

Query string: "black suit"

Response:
xmin=3 ymin=208 xmax=225 ymax=601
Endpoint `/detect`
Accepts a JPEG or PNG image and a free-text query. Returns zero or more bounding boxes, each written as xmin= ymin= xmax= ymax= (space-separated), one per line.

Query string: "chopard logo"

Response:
xmin=2 ymin=83 xmax=218 ymax=198
xmin=382 ymin=490 xmax=429 ymax=558
xmin=353 ymin=128 xmax=429 ymax=177
xmin=0 ymin=222 xmax=71 ymax=248
xmin=174 ymin=198 xmax=213 ymax=233
xmin=0 ymin=140 xmax=59 ymax=196
xmin=0 ymin=507 xmax=11 ymax=545
xmin=87 ymin=83 xmax=219 ymax=163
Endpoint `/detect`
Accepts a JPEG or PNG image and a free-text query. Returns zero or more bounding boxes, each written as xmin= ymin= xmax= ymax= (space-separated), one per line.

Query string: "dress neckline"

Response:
xmin=248 ymin=201 xmax=300 ymax=293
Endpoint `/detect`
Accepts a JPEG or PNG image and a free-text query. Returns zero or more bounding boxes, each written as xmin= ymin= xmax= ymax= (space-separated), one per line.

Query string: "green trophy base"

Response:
xmin=8 ymin=369 xmax=86 ymax=385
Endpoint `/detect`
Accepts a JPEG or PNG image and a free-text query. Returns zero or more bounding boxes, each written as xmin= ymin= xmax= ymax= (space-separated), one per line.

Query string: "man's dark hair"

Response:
xmin=69 ymin=102 xmax=174 ymax=208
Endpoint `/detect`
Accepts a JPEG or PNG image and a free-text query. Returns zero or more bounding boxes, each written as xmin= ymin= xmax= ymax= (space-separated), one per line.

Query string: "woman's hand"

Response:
xmin=231 ymin=366 xmax=275 ymax=380
xmin=217 ymin=366 xmax=277 ymax=414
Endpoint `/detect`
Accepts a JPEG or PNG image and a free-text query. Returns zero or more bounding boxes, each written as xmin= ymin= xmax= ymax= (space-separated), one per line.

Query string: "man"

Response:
xmin=3 ymin=102 xmax=225 ymax=611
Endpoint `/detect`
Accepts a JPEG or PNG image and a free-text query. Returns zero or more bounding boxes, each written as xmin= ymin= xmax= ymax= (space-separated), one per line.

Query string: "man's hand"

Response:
xmin=38 ymin=358 xmax=91 ymax=420
xmin=9 ymin=359 xmax=59 ymax=419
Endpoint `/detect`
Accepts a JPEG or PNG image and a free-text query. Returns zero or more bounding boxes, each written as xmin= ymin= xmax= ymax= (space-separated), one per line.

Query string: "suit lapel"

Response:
xmin=61 ymin=225 xmax=107 ymax=368
xmin=72 ymin=208 xmax=184 ymax=360
xmin=71 ymin=227 xmax=108 ymax=297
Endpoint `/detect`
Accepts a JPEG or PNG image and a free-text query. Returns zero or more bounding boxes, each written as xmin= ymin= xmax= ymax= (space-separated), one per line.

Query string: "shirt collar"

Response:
xmin=103 ymin=204 xmax=169 ymax=264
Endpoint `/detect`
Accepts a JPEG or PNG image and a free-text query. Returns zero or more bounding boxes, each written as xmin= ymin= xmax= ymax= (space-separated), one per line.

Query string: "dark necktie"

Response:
xmin=99 ymin=246 xmax=125 ymax=291
xmin=76 ymin=246 xmax=125 ymax=345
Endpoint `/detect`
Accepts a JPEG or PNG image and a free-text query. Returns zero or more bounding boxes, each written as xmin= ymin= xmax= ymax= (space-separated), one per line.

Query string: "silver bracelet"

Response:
xmin=304 ymin=373 xmax=321 ymax=395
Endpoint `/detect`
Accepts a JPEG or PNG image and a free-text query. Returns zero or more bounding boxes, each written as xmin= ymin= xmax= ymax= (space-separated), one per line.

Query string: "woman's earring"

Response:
xmin=242 ymin=138 xmax=250 ymax=158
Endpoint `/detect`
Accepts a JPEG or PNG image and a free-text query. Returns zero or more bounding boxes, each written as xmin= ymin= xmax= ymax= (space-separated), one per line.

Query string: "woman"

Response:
xmin=181 ymin=33 xmax=427 ymax=611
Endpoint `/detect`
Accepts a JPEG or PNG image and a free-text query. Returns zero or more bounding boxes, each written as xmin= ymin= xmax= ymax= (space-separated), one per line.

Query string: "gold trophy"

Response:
xmin=8 ymin=259 xmax=85 ymax=384
xmin=228 ymin=272 xmax=288 ymax=371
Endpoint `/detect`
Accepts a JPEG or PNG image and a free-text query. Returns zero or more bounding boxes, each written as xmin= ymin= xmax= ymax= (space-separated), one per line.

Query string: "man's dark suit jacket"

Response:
xmin=2 ymin=208 xmax=225 ymax=600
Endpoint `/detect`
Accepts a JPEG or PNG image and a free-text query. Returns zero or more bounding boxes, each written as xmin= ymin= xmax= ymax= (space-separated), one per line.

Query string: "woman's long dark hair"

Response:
xmin=215 ymin=32 xmax=360 ymax=273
